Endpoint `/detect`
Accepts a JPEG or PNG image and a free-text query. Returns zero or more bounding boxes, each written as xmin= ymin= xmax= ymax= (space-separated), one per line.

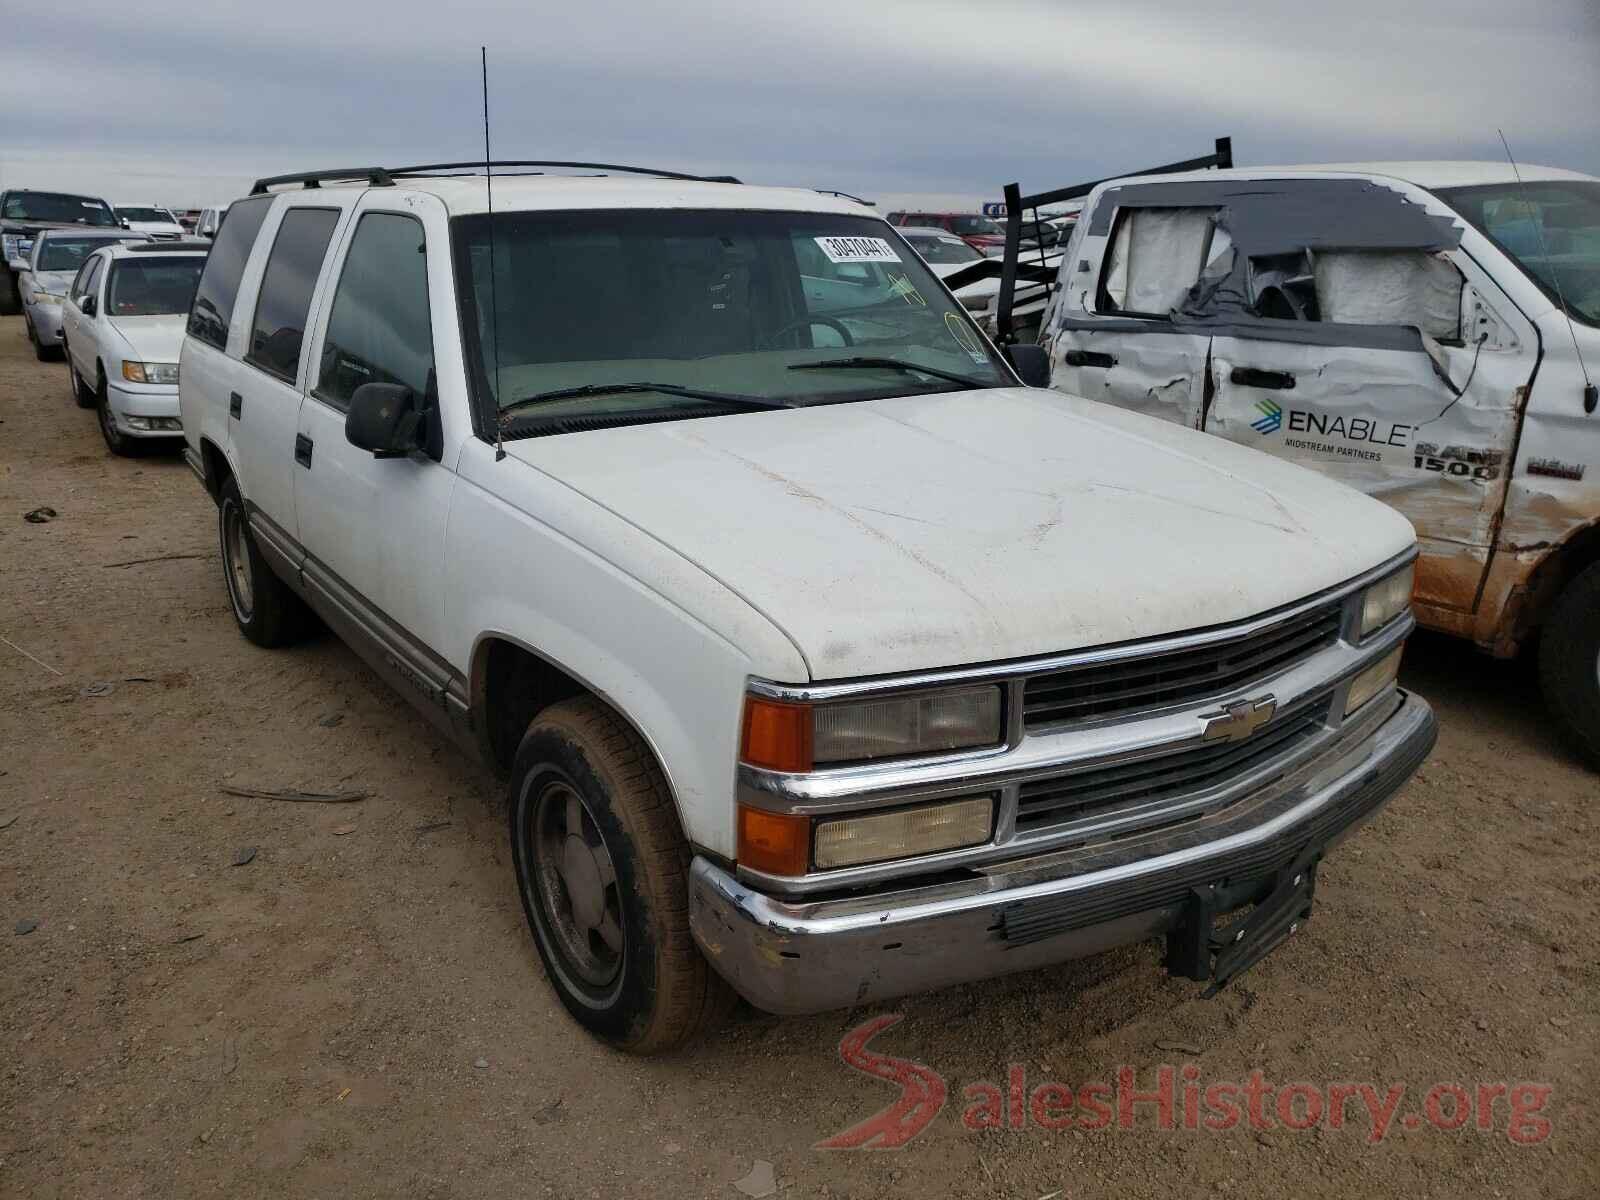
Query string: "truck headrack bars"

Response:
xmin=994 ymin=136 xmax=1234 ymax=344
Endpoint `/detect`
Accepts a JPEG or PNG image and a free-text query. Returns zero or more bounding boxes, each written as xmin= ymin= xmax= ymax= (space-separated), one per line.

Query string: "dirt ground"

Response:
xmin=1 ymin=313 xmax=1596 ymax=1199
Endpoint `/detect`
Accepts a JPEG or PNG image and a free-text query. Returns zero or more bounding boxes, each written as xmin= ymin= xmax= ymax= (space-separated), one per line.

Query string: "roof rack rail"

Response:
xmin=814 ymin=189 xmax=875 ymax=206
xmin=994 ymin=135 xmax=1233 ymax=343
xmin=386 ymin=160 xmax=741 ymax=184
xmin=250 ymin=167 xmax=395 ymax=195
xmin=125 ymin=239 xmax=210 ymax=252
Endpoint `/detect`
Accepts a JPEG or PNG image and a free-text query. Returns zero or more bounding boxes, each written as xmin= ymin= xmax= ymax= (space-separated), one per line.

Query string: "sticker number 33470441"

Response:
xmin=815 ymin=236 xmax=901 ymax=264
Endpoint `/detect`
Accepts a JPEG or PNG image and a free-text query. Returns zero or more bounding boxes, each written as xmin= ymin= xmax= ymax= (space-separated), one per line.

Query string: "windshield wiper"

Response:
xmin=787 ymin=356 xmax=989 ymax=389
xmin=500 ymin=381 xmax=793 ymax=418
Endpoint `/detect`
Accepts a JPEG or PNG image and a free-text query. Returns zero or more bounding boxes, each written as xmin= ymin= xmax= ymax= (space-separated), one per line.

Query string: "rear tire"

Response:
xmin=510 ymin=696 xmax=733 ymax=1054
xmin=1538 ymin=560 xmax=1600 ymax=769
xmin=217 ymin=474 xmax=311 ymax=648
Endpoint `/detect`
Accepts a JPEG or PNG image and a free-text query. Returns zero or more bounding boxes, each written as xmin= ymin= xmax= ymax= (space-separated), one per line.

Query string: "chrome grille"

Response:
xmin=1015 ymin=692 xmax=1332 ymax=833
xmin=1022 ymin=601 xmax=1341 ymax=729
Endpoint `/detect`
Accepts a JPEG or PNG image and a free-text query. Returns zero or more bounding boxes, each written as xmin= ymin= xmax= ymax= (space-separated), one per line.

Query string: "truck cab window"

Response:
xmin=1099 ymin=207 xmax=1217 ymax=317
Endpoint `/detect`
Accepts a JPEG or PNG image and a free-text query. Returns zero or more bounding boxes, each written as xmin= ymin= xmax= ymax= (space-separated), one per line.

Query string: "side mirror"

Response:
xmin=80 ymin=295 xmax=97 ymax=317
xmin=345 ymin=382 xmax=423 ymax=458
xmin=1003 ymin=342 xmax=1051 ymax=387
xmin=119 ymin=218 xmax=131 ymax=229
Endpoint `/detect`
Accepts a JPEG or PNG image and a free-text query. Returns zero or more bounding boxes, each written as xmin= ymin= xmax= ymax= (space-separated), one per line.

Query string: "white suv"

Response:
xmin=180 ymin=162 xmax=1435 ymax=1053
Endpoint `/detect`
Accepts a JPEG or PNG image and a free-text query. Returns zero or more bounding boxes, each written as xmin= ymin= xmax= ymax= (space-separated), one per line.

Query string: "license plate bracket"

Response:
xmin=1165 ymin=845 xmax=1320 ymax=996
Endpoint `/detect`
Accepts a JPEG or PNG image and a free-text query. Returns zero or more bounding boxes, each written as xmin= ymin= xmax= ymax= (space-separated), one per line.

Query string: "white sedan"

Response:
xmin=896 ymin=226 xmax=1061 ymax=338
xmin=61 ymin=240 xmax=207 ymax=455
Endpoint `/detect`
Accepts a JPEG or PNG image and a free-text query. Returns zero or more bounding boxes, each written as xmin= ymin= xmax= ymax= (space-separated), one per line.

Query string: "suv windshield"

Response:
xmin=904 ymin=234 xmax=983 ymax=264
xmin=2 ymin=192 xmax=117 ymax=227
xmin=116 ymin=206 xmax=174 ymax=223
xmin=37 ymin=236 xmax=134 ymax=272
xmin=453 ymin=210 xmax=1010 ymax=432
xmin=108 ymin=258 xmax=205 ymax=316
xmin=1438 ymin=181 xmax=1600 ymax=326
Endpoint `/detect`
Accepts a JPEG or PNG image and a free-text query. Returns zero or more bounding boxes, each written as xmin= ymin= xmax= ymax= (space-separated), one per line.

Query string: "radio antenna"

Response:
xmin=483 ymin=46 xmax=507 ymax=458
xmin=1497 ymin=129 xmax=1596 ymax=414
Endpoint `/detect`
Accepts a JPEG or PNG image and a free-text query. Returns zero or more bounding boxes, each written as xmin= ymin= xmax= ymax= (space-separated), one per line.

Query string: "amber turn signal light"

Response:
xmin=740 ymin=697 xmax=814 ymax=772
xmin=737 ymin=805 xmax=811 ymax=877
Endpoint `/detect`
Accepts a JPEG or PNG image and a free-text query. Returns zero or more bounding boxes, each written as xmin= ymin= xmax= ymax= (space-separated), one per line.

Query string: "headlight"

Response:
xmin=31 ymin=289 xmax=63 ymax=305
xmin=122 ymin=361 xmax=180 ymax=385
xmin=737 ymin=795 xmax=995 ymax=875
xmin=741 ymin=686 xmax=1003 ymax=771
xmin=813 ymin=797 xmax=994 ymax=869
xmin=1345 ymin=645 xmax=1404 ymax=716
xmin=1359 ymin=563 xmax=1414 ymax=638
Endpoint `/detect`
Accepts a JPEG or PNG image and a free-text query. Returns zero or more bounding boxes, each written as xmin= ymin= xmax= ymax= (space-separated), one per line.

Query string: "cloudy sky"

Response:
xmin=3 ymin=0 xmax=1596 ymax=210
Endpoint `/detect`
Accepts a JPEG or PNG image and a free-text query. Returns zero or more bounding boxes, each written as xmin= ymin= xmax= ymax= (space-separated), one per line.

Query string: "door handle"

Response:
xmin=1230 ymin=367 xmax=1295 ymax=390
xmin=1064 ymin=350 xmax=1117 ymax=369
xmin=294 ymin=433 xmax=313 ymax=468
xmin=228 ymin=391 xmax=242 ymax=419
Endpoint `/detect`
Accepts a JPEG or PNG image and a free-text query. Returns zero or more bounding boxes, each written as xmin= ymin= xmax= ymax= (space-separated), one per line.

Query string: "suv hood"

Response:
xmin=509 ymin=388 xmax=1415 ymax=680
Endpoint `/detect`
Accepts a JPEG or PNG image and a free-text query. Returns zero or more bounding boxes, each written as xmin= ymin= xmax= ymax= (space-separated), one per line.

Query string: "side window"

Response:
xmin=78 ymin=257 xmax=104 ymax=305
xmin=245 ymin=207 xmax=339 ymax=383
xmin=1309 ymin=250 xmax=1464 ymax=340
xmin=1099 ymin=206 xmax=1220 ymax=317
xmin=315 ymin=213 xmax=434 ymax=412
xmin=187 ymin=194 xmax=272 ymax=351
xmin=70 ymin=257 xmax=97 ymax=302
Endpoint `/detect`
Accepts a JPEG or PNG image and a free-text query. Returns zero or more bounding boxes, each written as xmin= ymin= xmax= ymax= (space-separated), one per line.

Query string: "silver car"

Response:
xmin=21 ymin=229 xmax=150 ymax=361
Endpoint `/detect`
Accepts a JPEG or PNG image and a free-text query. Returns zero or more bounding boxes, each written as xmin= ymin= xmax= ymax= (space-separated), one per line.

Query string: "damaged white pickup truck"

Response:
xmin=1025 ymin=161 xmax=1600 ymax=765
xmin=181 ymin=162 xmax=1435 ymax=1053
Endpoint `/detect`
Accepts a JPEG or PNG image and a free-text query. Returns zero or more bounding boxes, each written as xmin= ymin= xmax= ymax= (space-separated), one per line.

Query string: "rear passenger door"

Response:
xmin=229 ymin=202 xmax=344 ymax=544
xmin=1048 ymin=204 xmax=1220 ymax=428
xmin=294 ymin=197 xmax=458 ymax=666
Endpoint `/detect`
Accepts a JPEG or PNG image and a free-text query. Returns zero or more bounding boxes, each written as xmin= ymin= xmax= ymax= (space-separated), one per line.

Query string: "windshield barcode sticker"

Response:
xmin=814 ymin=236 xmax=900 ymax=264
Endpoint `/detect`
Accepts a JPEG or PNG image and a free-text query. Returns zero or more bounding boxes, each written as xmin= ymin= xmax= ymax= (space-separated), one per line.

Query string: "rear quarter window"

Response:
xmin=187 ymin=194 xmax=273 ymax=351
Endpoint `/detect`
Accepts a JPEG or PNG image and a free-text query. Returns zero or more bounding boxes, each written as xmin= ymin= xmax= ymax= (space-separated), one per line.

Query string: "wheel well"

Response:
xmin=198 ymin=438 xmax=231 ymax=502
xmin=473 ymin=638 xmax=586 ymax=773
xmin=1517 ymin=519 xmax=1600 ymax=639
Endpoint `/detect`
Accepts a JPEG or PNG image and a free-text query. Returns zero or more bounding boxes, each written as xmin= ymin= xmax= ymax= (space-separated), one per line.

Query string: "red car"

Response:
xmin=886 ymin=211 xmax=1010 ymax=254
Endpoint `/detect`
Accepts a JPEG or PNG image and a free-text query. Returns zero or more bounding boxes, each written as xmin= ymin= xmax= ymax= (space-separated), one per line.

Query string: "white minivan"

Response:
xmin=1012 ymin=161 xmax=1600 ymax=766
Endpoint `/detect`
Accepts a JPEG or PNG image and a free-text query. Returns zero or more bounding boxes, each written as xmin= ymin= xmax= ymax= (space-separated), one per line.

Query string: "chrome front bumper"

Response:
xmin=689 ymin=689 xmax=1435 ymax=1015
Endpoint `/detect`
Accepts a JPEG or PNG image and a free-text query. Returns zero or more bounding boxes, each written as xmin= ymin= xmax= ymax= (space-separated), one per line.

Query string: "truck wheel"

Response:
xmin=1539 ymin=559 xmax=1600 ymax=768
xmin=0 ymin=271 xmax=19 ymax=317
xmin=510 ymin=696 xmax=733 ymax=1054
xmin=217 ymin=475 xmax=309 ymax=648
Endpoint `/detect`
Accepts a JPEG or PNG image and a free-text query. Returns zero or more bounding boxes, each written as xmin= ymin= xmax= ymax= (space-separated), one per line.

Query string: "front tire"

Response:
xmin=96 ymin=374 xmax=138 ymax=457
xmin=217 ymin=475 xmax=310 ymax=648
xmin=510 ymin=696 xmax=732 ymax=1054
xmin=68 ymin=353 xmax=95 ymax=408
xmin=0 ymin=271 xmax=19 ymax=317
xmin=1539 ymin=560 xmax=1600 ymax=768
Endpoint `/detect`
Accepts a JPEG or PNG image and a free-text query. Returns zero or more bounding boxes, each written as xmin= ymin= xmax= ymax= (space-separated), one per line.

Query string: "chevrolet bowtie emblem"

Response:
xmin=1202 ymin=695 xmax=1277 ymax=743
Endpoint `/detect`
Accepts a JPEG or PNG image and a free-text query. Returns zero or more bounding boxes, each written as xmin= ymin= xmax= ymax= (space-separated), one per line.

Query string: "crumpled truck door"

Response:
xmin=1204 ymin=247 xmax=1537 ymax=618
